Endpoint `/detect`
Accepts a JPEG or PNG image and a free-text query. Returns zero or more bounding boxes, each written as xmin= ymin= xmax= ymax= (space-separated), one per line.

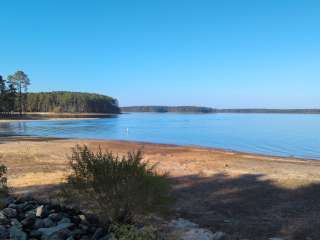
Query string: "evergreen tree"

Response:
xmin=7 ymin=70 xmax=30 ymax=115
xmin=0 ymin=75 xmax=6 ymax=112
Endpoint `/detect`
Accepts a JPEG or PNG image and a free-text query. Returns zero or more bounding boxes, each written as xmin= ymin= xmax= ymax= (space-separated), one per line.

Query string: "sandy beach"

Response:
xmin=1 ymin=136 xmax=320 ymax=238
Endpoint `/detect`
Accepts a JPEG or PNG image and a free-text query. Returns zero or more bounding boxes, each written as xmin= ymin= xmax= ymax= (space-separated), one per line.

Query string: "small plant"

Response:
xmin=0 ymin=164 xmax=7 ymax=193
xmin=111 ymin=224 xmax=161 ymax=240
xmin=64 ymin=145 xmax=173 ymax=223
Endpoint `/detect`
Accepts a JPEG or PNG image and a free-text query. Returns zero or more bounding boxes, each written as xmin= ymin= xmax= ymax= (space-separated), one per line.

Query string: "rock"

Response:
xmin=43 ymin=217 xmax=56 ymax=228
xmin=79 ymin=214 xmax=87 ymax=222
xmin=0 ymin=225 xmax=9 ymax=239
xmin=25 ymin=209 xmax=36 ymax=218
xmin=179 ymin=228 xmax=217 ymax=240
xmin=34 ymin=218 xmax=45 ymax=229
xmin=11 ymin=218 xmax=23 ymax=229
xmin=8 ymin=203 xmax=18 ymax=209
xmin=9 ymin=226 xmax=27 ymax=240
xmin=58 ymin=217 xmax=71 ymax=224
xmin=91 ymin=227 xmax=104 ymax=240
xmin=30 ymin=229 xmax=42 ymax=238
xmin=22 ymin=202 xmax=36 ymax=211
xmin=0 ymin=211 xmax=9 ymax=224
xmin=36 ymin=205 xmax=45 ymax=217
xmin=2 ymin=207 xmax=17 ymax=218
xmin=79 ymin=223 xmax=89 ymax=231
xmin=48 ymin=212 xmax=63 ymax=222
xmin=269 ymin=238 xmax=284 ymax=240
xmin=21 ymin=215 xmax=36 ymax=228
xmin=212 ymin=231 xmax=227 ymax=240
xmin=38 ymin=222 xmax=74 ymax=239
xmin=168 ymin=218 xmax=199 ymax=229
xmin=168 ymin=218 xmax=221 ymax=240
xmin=70 ymin=228 xmax=85 ymax=238
xmin=98 ymin=234 xmax=115 ymax=240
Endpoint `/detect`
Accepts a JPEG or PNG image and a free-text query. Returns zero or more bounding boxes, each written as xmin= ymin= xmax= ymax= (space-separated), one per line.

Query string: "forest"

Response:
xmin=26 ymin=91 xmax=120 ymax=113
xmin=0 ymin=71 xmax=120 ymax=115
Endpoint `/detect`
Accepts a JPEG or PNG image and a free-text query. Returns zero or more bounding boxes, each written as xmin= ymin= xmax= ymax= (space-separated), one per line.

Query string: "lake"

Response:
xmin=1 ymin=113 xmax=320 ymax=160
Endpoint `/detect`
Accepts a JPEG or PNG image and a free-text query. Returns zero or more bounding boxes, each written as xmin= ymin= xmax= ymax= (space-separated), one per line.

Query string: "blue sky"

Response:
xmin=0 ymin=1 xmax=319 ymax=108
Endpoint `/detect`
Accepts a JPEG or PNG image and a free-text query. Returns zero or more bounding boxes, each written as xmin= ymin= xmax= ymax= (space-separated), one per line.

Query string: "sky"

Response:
xmin=0 ymin=0 xmax=320 ymax=108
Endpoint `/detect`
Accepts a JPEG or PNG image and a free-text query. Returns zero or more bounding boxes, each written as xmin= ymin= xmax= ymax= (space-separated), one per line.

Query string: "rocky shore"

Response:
xmin=0 ymin=195 xmax=111 ymax=240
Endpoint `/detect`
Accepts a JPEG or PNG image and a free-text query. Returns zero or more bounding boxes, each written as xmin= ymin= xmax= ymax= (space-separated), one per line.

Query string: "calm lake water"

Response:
xmin=1 ymin=113 xmax=320 ymax=160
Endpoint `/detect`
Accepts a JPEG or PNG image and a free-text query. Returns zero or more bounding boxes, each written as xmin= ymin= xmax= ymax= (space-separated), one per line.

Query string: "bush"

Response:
xmin=64 ymin=145 xmax=172 ymax=223
xmin=111 ymin=224 xmax=161 ymax=240
xmin=0 ymin=164 xmax=7 ymax=194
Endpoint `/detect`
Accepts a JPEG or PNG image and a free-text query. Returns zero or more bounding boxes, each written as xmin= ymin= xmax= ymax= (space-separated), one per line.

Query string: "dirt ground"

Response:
xmin=1 ymin=136 xmax=320 ymax=239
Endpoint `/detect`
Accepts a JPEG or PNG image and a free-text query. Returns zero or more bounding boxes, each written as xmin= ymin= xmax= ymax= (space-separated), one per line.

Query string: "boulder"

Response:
xmin=11 ymin=218 xmax=23 ymax=229
xmin=43 ymin=217 xmax=56 ymax=228
xmin=21 ymin=215 xmax=36 ymax=228
xmin=0 ymin=211 xmax=9 ymax=224
xmin=9 ymin=226 xmax=27 ymax=240
xmin=91 ymin=227 xmax=104 ymax=239
xmin=0 ymin=225 xmax=9 ymax=239
xmin=48 ymin=212 xmax=63 ymax=222
xmin=58 ymin=217 xmax=71 ymax=224
xmin=38 ymin=222 xmax=74 ymax=239
xmin=34 ymin=218 xmax=45 ymax=229
xmin=2 ymin=207 xmax=17 ymax=218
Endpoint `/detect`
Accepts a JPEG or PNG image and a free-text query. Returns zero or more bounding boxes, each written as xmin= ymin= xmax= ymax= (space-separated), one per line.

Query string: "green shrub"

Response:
xmin=65 ymin=145 xmax=173 ymax=223
xmin=111 ymin=224 xmax=161 ymax=240
xmin=0 ymin=164 xmax=7 ymax=193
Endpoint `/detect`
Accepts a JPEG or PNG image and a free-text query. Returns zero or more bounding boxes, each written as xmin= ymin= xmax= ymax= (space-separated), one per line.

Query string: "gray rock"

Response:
xmin=43 ymin=217 xmax=56 ymax=228
xmin=98 ymin=234 xmax=115 ymax=240
xmin=2 ymin=207 xmax=17 ymax=218
xmin=30 ymin=229 xmax=42 ymax=238
xmin=11 ymin=218 xmax=23 ymax=229
xmin=48 ymin=212 xmax=63 ymax=222
xmin=8 ymin=203 xmax=18 ymax=209
xmin=79 ymin=214 xmax=87 ymax=222
xmin=25 ymin=209 xmax=36 ymax=218
xmin=34 ymin=218 xmax=45 ymax=229
xmin=38 ymin=222 xmax=74 ymax=239
xmin=70 ymin=228 xmax=85 ymax=238
xmin=212 ymin=231 xmax=227 ymax=240
xmin=9 ymin=226 xmax=27 ymax=240
xmin=0 ymin=211 xmax=9 ymax=224
xmin=21 ymin=215 xmax=36 ymax=228
xmin=58 ymin=217 xmax=71 ymax=224
xmin=91 ymin=227 xmax=104 ymax=240
xmin=0 ymin=225 xmax=9 ymax=239
xmin=36 ymin=205 xmax=45 ymax=217
xmin=79 ymin=223 xmax=89 ymax=231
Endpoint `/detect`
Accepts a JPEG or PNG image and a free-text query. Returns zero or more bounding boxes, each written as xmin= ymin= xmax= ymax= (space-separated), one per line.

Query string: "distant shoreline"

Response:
xmin=0 ymin=112 xmax=118 ymax=122
xmin=121 ymin=106 xmax=320 ymax=114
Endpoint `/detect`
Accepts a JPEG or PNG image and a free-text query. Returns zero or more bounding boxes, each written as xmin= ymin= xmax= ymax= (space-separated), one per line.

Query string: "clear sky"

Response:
xmin=0 ymin=1 xmax=319 ymax=108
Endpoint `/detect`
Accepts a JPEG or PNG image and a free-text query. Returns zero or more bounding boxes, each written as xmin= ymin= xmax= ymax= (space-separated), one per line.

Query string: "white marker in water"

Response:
xmin=126 ymin=128 xmax=129 ymax=133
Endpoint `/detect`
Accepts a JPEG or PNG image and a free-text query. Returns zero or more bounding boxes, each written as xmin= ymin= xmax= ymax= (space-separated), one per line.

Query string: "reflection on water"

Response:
xmin=1 ymin=113 xmax=320 ymax=160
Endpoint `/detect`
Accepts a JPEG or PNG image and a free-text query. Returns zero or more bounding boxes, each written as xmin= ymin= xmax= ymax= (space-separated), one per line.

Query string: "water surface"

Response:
xmin=1 ymin=113 xmax=320 ymax=160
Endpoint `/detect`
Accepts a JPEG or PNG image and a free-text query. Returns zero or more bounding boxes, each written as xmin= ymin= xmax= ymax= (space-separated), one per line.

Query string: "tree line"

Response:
xmin=26 ymin=92 xmax=120 ymax=113
xmin=0 ymin=70 xmax=120 ymax=116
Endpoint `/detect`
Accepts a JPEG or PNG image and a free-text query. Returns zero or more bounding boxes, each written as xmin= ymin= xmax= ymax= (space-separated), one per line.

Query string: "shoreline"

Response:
xmin=0 ymin=112 xmax=119 ymax=122
xmin=2 ymin=136 xmax=320 ymax=238
xmin=0 ymin=135 xmax=317 ymax=162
